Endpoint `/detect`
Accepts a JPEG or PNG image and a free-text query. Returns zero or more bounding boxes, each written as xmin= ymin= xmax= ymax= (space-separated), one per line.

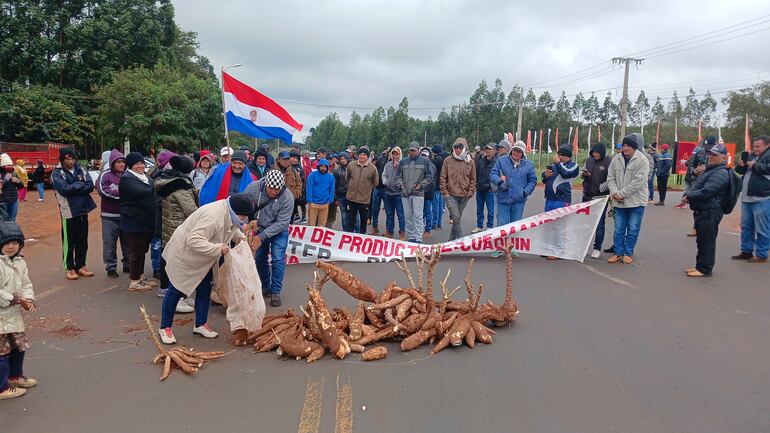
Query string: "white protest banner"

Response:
xmin=283 ymin=197 xmax=608 ymax=265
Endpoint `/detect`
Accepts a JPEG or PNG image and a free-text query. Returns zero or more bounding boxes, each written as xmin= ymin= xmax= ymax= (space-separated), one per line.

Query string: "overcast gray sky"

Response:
xmin=172 ymin=0 xmax=769 ymax=139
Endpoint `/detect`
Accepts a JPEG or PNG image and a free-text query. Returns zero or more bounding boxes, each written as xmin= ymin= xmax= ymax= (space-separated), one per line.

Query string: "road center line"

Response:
xmin=580 ymin=264 xmax=638 ymax=289
xmin=335 ymin=374 xmax=353 ymax=433
xmin=297 ymin=377 xmax=324 ymax=433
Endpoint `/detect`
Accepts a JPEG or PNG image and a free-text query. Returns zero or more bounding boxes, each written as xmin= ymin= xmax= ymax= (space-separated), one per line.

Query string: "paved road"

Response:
xmin=2 ymin=191 xmax=769 ymax=433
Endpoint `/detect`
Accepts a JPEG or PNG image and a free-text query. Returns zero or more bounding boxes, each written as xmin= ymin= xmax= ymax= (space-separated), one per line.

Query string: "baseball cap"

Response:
xmin=708 ymin=143 xmax=727 ymax=155
xmin=220 ymin=146 xmax=234 ymax=156
xmin=278 ymin=151 xmax=290 ymax=159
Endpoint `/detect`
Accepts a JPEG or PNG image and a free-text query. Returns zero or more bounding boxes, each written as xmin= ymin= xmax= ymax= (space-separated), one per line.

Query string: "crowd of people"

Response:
xmin=0 ymin=133 xmax=768 ymax=400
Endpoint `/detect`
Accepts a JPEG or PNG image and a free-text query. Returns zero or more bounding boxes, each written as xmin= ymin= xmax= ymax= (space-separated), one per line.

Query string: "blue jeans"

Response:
xmin=545 ymin=199 xmax=569 ymax=212
xmin=740 ymin=200 xmax=770 ymax=259
xmin=423 ymin=198 xmax=433 ymax=233
xmin=475 ymin=190 xmax=495 ymax=229
xmin=384 ymin=194 xmax=405 ymax=234
xmin=496 ymin=201 xmax=526 ymax=226
xmin=337 ymin=197 xmax=350 ymax=232
xmin=160 ymin=270 xmax=212 ymax=328
xmin=151 ymin=235 xmax=162 ymax=272
xmin=371 ymin=189 xmax=385 ymax=227
xmin=613 ymin=206 xmax=645 ymax=257
xmin=433 ymin=190 xmax=444 ymax=228
xmin=37 ymin=182 xmax=45 ymax=200
xmin=2 ymin=201 xmax=18 ymax=222
xmin=255 ymin=229 xmax=289 ymax=295
xmin=0 ymin=347 xmax=25 ymax=392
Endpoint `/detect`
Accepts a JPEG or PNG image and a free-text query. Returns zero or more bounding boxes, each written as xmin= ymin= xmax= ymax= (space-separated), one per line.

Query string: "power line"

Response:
xmin=645 ymin=26 xmax=770 ymax=59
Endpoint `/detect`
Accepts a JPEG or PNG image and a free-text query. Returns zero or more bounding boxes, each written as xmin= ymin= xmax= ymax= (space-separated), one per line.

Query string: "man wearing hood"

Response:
xmin=333 ymin=153 xmax=352 ymax=231
xmin=306 ymin=158 xmax=335 ymax=227
xmin=247 ymin=151 xmax=269 ymax=180
xmin=96 ymin=150 xmax=130 ymax=277
xmin=607 ymin=133 xmax=650 ymax=265
xmin=398 ymin=142 xmax=435 ymax=243
xmin=370 ymin=146 xmax=392 ymax=235
xmin=345 ymin=148 xmax=379 ymax=234
xmin=199 ymin=150 xmax=256 ymax=206
xmin=52 ymin=147 xmax=97 ymax=280
xmin=581 ymin=143 xmax=612 ymax=259
xmin=473 ymin=143 xmax=499 ymax=233
xmin=490 ymin=141 xmax=537 ymax=227
xmin=440 ymin=138 xmax=476 ymax=241
xmin=431 ymin=144 xmax=449 ymax=229
xmin=383 ymin=147 xmax=406 ymax=239
xmin=259 ymin=143 xmax=274 ymax=168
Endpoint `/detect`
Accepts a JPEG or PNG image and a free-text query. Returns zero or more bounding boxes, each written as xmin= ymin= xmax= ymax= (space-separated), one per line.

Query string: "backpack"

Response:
xmin=722 ymin=168 xmax=742 ymax=214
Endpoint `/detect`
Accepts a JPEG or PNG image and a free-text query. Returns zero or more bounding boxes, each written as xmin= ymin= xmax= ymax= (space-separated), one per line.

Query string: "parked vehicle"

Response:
xmin=0 ymin=142 xmax=65 ymax=185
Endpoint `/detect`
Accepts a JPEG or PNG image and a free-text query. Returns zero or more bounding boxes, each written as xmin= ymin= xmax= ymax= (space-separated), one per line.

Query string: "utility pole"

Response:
xmin=612 ymin=57 xmax=643 ymax=140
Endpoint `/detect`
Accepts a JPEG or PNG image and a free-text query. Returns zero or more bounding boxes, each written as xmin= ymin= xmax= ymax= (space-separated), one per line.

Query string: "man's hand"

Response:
xmin=737 ymin=158 xmax=746 ymax=167
xmin=221 ymin=244 xmax=230 ymax=256
xmin=682 ymin=195 xmax=689 ymax=204
xmin=694 ymin=164 xmax=705 ymax=175
xmin=499 ymin=175 xmax=507 ymax=182
xmin=544 ymin=168 xmax=553 ymax=179
xmin=747 ymin=160 xmax=755 ymax=169
xmin=611 ymin=192 xmax=624 ymax=201
xmin=415 ymin=184 xmax=421 ymax=190
xmin=19 ymin=298 xmax=37 ymax=312
xmin=582 ymin=169 xmax=591 ymax=177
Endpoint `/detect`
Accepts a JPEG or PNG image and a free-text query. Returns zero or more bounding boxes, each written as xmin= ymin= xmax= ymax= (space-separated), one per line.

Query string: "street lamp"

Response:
xmin=221 ymin=63 xmax=243 ymax=147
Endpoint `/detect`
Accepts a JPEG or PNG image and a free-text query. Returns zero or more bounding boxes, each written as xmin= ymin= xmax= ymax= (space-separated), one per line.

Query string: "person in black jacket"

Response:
xmin=682 ymin=143 xmax=730 ymax=277
xmin=120 ymin=152 xmax=157 ymax=291
xmin=419 ymin=148 xmax=437 ymax=239
xmin=32 ymin=160 xmax=46 ymax=201
xmin=333 ymin=153 xmax=351 ymax=231
xmin=431 ymin=144 xmax=448 ymax=229
xmin=582 ymin=143 xmax=611 ymax=258
xmin=654 ymin=144 xmax=673 ymax=205
xmin=369 ymin=146 xmax=391 ymax=235
xmin=733 ymin=135 xmax=770 ymax=263
xmin=472 ymin=144 xmax=498 ymax=233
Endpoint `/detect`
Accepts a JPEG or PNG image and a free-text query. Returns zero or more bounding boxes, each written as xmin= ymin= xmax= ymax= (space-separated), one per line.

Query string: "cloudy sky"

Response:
xmin=172 ymin=0 xmax=769 ymax=139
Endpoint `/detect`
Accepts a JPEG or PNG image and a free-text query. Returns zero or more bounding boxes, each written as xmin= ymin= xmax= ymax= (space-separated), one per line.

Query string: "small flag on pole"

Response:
xmin=745 ymin=113 xmax=751 ymax=152
xmin=697 ymin=118 xmax=703 ymax=144
xmin=597 ymin=125 xmax=602 ymax=142
xmin=526 ymin=130 xmax=532 ymax=152
xmin=572 ymin=126 xmax=579 ymax=155
xmin=547 ymin=128 xmax=552 ymax=153
xmin=655 ymin=119 xmax=660 ymax=145
xmin=674 ymin=118 xmax=678 ymax=142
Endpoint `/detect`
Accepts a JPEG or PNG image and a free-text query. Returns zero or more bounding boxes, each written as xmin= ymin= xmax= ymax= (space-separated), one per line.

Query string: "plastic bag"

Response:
xmin=219 ymin=242 xmax=265 ymax=333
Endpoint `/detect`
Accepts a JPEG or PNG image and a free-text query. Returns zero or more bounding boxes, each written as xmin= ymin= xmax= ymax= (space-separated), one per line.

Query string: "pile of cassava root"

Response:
xmin=245 ymin=239 xmax=519 ymax=362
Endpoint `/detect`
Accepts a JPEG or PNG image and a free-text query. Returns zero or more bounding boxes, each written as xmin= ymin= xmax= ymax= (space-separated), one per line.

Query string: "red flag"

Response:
xmin=526 ymin=130 xmax=532 ymax=152
xmin=655 ymin=119 xmax=660 ymax=145
xmin=555 ymin=128 xmax=559 ymax=148
xmin=507 ymin=132 xmax=514 ymax=144
xmin=745 ymin=113 xmax=751 ymax=152
xmin=572 ymin=126 xmax=579 ymax=155
xmin=597 ymin=125 xmax=602 ymax=142
xmin=697 ymin=118 xmax=702 ymax=145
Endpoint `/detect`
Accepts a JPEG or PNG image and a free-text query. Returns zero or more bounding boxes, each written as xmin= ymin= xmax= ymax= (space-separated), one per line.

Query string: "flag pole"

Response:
xmin=221 ymin=63 xmax=243 ymax=149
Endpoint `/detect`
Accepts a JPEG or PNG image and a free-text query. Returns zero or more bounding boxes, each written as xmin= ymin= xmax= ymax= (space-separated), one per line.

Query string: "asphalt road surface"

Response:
xmin=2 ymin=190 xmax=769 ymax=433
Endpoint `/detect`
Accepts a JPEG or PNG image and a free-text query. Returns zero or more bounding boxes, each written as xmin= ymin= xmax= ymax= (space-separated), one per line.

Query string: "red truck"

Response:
xmin=0 ymin=142 xmax=65 ymax=184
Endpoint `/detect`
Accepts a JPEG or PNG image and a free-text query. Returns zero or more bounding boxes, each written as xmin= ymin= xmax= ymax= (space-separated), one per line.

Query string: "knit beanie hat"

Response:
xmin=0 ymin=221 xmax=25 ymax=250
xmin=231 ymin=150 xmax=248 ymax=164
xmin=557 ymin=147 xmax=573 ymax=158
xmin=59 ymin=147 xmax=76 ymax=162
xmin=170 ymin=155 xmax=195 ymax=174
xmin=431 ymin=144 xmax=443 ymax=154
xmin=228 ymin=193 xmax=254 ymax=216
xmin=358 ymin=147 xmax=371 ymax=157
xmin=125 ymin=152 xmax=145 ymax=170
xmin=622 ymin=133 xmax=644 ymax=150
xmin=264 ymin=169 xmax=285 ymax=190
xmin=157 ymin=151 xmax=177 ymax=168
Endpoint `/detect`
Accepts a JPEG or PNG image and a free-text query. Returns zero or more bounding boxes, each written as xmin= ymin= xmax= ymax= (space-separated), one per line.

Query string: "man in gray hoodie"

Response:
xmin=244 ymin=169 xmax=295 ymax=307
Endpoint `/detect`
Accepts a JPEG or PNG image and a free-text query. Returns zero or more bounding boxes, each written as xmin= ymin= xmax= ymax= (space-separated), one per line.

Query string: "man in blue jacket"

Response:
xmin=305 ymin=158 xmax=335 ymax=227
xmin=490 ymin=141 xmax=537 ymax=226
xmin=654 ymin=144 xmax=673 ymax=206
xmin=52 ymin=147 xmax=97 ymax=280
xmin=542 ymin=146 xmax=579 ymax=211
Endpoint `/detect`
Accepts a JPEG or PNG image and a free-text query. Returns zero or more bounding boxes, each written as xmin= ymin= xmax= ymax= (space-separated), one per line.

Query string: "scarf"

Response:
xmin=452 ymin=147 xmax=471 ymax=163
xmin=128 ymin=169 xmax=149 ymax=184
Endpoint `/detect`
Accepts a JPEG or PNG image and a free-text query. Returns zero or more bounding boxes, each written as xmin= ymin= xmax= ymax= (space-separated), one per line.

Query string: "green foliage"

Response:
xmin=722 ymin=82 xmax=770 ymax=144
xmin=95 ymin=63 xmax=222 ymax=153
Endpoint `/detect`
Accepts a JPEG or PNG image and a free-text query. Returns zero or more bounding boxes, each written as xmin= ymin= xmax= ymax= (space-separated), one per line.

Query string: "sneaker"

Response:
xmin=384 ymin=231 xmax=394 ymax=238
xmin=159 ymin=327 xmax=176 ymax=344
xmin=731 ymin=252 xmax=754 ymax=260
xmin=399 ymin=232 xmax=405 ymax=241
xmin=654 ymin=202 xmax=665 ymax=206
xmin=193 ymin=324 xmax=218 ymax=338
xmin=471 ymin=227 xmax=483 ymax=234
xmin=674 ymin=203 xmax=687 ymax=209
xmin=622 ymin=255 xmax=633 ymax=264
xmin=128 ymin=280 xmax=153 ymax=292
xmin=65 ymin=270 xmax=79 ymax=280
xmin=686 ymin=269 xmax=710 ymax=277
xmin=590 ymin=249 xmax=601 ymax=259
xmin=684 ymin=267 xmax=697 ymax=273
xmin=607 ymin=255 xmax=622 ymax=264
xmin=157 ymin=288 xmax=167 ymax=298
xmin=270 ymin=294 xmax=282 ymax=307
xmin=603 ymin=246 xmax=615 ymax=253
xmin=423 ymin=231 xmax=431 ymax=239
xmin=748 ymin=257 xmax=768 ymax=264
xmin=262 ymin=290 xmax=270 ymax=297
xmin=299 ymin=218 xmax=308 ymax=224
xmin=77 ymin=267 xmax=94 ymax=277
xmin=8 ymin=376 xmax=37 ymax=388
xmin=175 ymin=300 xmax=194 ymax=313
xmin=0 ymin=387 xmax=26 ymax=400
xmin=37 ymin=199 xmax=44 ymax=202
xmin=370 ymin=226 xmax=380 ymax=235
xmin=686 ymin=229 xmax=697 ymax=237
xmin=140 ymin=278 xmax=159 ymax=288
xmin=107 ymin=270 xmax=119 ymax=278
